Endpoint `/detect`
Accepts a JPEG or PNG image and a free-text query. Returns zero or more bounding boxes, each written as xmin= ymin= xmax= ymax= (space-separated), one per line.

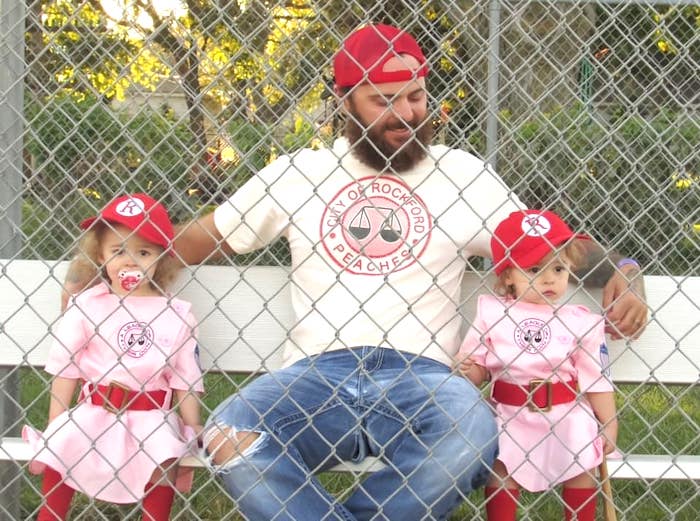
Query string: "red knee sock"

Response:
xmin=37 ymin=467 xmax=75 ymax=521
xmin=485 ymin=486 xmax=520 ymax=521
xmin=142 ymin=483 xmax=175 ymax=521
xmin=563 ymin=487 xmax=597 ymax=521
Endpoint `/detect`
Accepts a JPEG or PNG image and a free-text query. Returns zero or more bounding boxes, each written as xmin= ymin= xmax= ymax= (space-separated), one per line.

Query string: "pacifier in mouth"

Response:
xmin=118 ymin=270 xmax=144 ymax=291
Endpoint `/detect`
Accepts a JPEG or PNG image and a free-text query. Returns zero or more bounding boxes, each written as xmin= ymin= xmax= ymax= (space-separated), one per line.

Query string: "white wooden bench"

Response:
xmin=1 ymin=259 xmax=699 ymax=482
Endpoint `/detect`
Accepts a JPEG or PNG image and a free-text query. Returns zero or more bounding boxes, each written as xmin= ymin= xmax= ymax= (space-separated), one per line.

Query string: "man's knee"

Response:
xmin=204 ymin=426 xmax=263 ymax=466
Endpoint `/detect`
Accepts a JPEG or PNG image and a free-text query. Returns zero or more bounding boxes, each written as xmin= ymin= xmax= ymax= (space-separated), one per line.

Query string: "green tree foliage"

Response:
xmin=498 ymin=104 xmax=700 ymax=276
xmin=23 ymin=95 xmax=194 ymax=259
xmin=26 ymin=1 xmax=166 ymax=100
xmin=588 ymin=3 xmax=700 ymax=109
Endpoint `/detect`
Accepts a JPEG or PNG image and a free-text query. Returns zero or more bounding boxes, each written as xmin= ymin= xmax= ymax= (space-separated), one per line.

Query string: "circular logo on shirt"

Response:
xmin=117 ymin=321 xmax=154 ymax=358
xmin=115 ymin=197 xmax=146 ymax=217
xmin=514 ymin=318 xmax=551 ymax=354
xmin=320 ymin=176 xmax=431 ymax=275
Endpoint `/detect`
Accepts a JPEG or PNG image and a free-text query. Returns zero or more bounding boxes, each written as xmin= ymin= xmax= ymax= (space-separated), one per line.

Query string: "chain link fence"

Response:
xmin=1 ymin=0 xmax=699 ymax=519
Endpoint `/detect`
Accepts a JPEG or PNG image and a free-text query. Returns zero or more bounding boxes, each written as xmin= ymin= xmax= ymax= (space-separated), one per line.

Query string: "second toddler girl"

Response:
xmin=456 ymin=209 xmax=618 ymax=521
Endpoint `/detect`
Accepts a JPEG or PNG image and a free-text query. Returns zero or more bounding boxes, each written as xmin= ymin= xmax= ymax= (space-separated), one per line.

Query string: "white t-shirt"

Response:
xmin=215 ymin=138 xmax=522 ymax=367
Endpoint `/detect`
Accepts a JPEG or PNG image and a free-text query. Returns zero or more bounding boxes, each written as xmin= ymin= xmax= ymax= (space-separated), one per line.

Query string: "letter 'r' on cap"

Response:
xmin=333 ymin=24 xmax=429 ymax=88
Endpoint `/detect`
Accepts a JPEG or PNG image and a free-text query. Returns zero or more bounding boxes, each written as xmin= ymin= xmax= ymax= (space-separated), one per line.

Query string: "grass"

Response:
xmin=12 ymin=370 xmax=700 ymax=520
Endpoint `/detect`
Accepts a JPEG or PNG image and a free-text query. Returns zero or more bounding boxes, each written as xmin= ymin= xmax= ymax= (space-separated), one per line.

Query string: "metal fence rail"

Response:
xmin=1 ymin=0 xmax=699 ymax=519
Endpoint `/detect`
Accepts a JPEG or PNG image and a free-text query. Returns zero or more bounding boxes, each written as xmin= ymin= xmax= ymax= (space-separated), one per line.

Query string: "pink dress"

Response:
xmin=458 ymin=295 xmax=613 ymax=491
xmin=23 ymin=283 xmax=204 ymax=504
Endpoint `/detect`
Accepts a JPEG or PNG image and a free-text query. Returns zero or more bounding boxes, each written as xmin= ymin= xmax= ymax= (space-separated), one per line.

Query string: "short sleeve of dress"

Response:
xmin=165 ymin=311 xmax=204 ymax=393
xmin=458 ymin=296 xmax=493 ymax=367
xmin=44 ymin=297 xmax=90 ymax=378
xmin=571 ymin=311 xmax=614 ymax=393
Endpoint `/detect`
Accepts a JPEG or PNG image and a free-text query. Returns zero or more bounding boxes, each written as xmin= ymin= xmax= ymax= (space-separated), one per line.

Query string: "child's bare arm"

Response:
xmin=174 ymin=389 xmax=203 ymax=436
xmin=48 ymin=376 xmax=79 ymax=422
xmin=587 ymin=391 xmax=618 ymax=454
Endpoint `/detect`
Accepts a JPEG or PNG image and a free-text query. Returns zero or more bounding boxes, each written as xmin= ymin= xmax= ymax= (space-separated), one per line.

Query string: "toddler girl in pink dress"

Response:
xmin=23 ymin=193 xmax=204 ymax=520
xmin=456 ymin=209 xmax=618 ymax=521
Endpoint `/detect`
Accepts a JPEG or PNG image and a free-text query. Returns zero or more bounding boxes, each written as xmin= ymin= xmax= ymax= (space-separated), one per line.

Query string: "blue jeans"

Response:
xmin=205 ymin=347 xmax=497 ymax=520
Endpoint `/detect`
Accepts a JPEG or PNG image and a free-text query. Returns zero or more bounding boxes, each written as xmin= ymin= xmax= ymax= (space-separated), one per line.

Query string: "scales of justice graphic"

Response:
xmin=347 ymin=206 xmax=402 ymax=243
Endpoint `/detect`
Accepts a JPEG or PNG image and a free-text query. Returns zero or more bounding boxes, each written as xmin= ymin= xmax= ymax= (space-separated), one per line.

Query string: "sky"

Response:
xmin=100 ymin=0 xmax=186 ymax=30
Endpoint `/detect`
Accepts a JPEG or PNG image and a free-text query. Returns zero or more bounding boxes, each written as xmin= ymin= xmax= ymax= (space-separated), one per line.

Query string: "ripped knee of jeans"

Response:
xmin=202 ymin=422 xmax=266 ymax=470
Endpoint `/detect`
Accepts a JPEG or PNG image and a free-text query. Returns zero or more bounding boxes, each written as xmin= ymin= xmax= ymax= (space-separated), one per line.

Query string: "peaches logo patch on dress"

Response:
xmin=117 ymin=321 xmax=154 ymax=358
xmin=320 ymin=176 xmax=432 ymax=275
xmin=514 ymin=318 xmax=552 ymax=354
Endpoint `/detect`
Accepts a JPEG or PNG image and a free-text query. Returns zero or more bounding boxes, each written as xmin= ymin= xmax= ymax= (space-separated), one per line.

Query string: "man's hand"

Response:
xmin=602 ymin=265 xmax=647 ymax=340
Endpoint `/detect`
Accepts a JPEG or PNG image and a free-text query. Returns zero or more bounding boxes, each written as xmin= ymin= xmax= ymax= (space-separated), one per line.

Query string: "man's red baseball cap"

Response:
xmin=491 ymin=209 xmax=582 ymax=275
xmin=80 ymin=193 xmax=175 ymax=255
xmin=333 ymin=24 xmax=428 ymax=88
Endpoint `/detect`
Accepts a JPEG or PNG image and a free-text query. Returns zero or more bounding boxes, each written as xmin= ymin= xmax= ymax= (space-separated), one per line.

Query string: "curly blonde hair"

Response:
xmin=493 ymin=238 xmax=587 ymax=298
xmin=74 ymin=223 xmax=181 ymax=294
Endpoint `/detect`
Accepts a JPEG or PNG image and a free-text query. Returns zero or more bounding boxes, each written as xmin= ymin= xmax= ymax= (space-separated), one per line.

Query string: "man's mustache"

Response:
xmin=382 ymin=119 xmax=419 ymax=132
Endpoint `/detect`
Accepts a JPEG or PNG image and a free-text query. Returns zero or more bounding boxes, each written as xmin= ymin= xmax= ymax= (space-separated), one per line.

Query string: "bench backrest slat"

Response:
xmin=1 ymin=260 xmax=698 ymax=384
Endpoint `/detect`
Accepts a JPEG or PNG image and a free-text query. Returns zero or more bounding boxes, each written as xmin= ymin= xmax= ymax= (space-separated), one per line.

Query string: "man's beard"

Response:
xmin=344 ymin=106 xmax=433 ymax=173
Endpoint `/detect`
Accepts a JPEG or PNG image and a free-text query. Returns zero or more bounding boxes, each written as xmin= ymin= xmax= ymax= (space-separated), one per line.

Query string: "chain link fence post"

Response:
xmin=486 ymin=0 xmax=502 ymax=170
xmin=0 ymin=0 xmax=26 ymax=517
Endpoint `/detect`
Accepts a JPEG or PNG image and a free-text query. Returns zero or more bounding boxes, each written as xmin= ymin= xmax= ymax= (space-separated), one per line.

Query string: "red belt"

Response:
xmin=83 ymin=382 xmax=170 ymax=413
xmin=492 ymin=379 xmax=578 ymax=412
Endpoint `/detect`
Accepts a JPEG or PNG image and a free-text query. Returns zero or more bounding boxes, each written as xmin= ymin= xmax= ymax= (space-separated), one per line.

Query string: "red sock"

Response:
xmin=37 ymin=467 xmax=75 ymax=521
xmin=563 ymin=487 xmax=597 ymax=521
xmin=142 ymin=483 xmax=175 ymax=521
xmin=485 ymin=486 xmax=520 ymax=521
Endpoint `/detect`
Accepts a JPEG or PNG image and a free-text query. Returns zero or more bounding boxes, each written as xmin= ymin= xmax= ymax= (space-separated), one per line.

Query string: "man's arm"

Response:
xmin=173 ymin=212 xmax=234 ymax=265
xmin=574 ymin=239 xmax=647 ymax=340
xmin=60 ymin=256 xmax=98 ymax=311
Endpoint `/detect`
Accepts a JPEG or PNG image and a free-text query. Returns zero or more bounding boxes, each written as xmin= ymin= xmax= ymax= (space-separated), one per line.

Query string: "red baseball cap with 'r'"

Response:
xmin=334 ymin=24 xmax=429 ymax=88
xmin=491 ymin=210 xmax=584 ymax=275
xmin=80 ymin=193 xmax=175 ymax=255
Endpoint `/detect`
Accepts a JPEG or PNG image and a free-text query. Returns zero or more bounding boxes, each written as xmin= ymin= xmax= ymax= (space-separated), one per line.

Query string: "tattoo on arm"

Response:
xmin=573 ymin=240 xmax=616 ymax=288
xmin=575 ymin=240 xmax=646 ymax=300
xmin=573 ymin=240 xmax=646 ymax=295
xmin=64 ymin=256 xmax=99 ymax=291
xmin=64 ymin=260 xmax=86 ymax=284
xmin=575 ymin=240 xmax=645 ymax=297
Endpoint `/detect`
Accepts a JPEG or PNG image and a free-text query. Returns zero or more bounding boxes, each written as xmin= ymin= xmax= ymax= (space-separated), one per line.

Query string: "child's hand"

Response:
xmin=601 ymin=419 xmax=618 ymax=454
xmin=453 ymin=355 xmax=474 ymax=376
xmin=458 ymin=356 xmax=477 ymax=378
xmin=453 ymin=356 xmax=487 ymax=386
